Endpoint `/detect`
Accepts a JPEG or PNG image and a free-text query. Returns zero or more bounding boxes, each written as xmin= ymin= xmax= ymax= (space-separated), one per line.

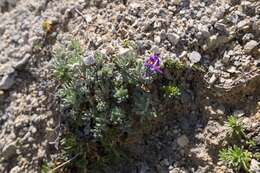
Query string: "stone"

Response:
xmin=195 ymin=166 xmax=209 ymax=173
xmin=241 ymin=1 xmax=254 ymax=15
xmin=83 ymin=51 xmax=95 ymax=66
xmin=84 ymin=14 xmax=92 ymax=23
xmin=206 ymin=35 xmax=219 ymax=50
xmin=233 ymin=110 xmax=245 ymax=117
xmin=0 ymin=64 xmax=15 ymax=75
xmin=151 ymin=45 xmax=160 ymax=54
xmin=242 ymin=33 xmax=254 ymax=43
xmin=256 ymin=6 xmax=260 ymax=15
xmin=0 ymin=25 xmax=5 ymax=35
xmin=143 ymin=19 xmax=155 ymax=32
xmin=250 ymin=159 xmax=260 ymax=173
xmin=1 ymin=142 xmax=17 ymax=160
xmin=15 ymin=115 xmax=30 ymax=128
xmin=253 ymin=20 xmax=260 ymax=32
xmin=160 ymin=30 xmax=167 ymax=41
xmin=205 ymin=105 xmax=225 ymax=119
xmin=172 ymin=0 xmax=181 ymax=5
xmin=237 ymin=19 xmax=250 ymax=31
xmin=167 ymin=33 xmax=180 ymax=45
xmin=207 ymin=121 xmax=221 ymax=134
xmin=255 ymin=134 xmax=260 ymax=145
xmin=29 ymin=126 xmax=37 ymax=134
xmin=209 ymin=74 xmax=217 ymax=85
xmin=129 ymin=2 xmax=143 ymax=16
xmin=169 ymin=168 xmax=181 ymax=173
xmin=214 ymin=22 xmax=228 ymax=33
xmin=37 ymin=147 xmax=45 ymax=159
xmin=0 ymin=74 xmax=15 ymax=90
xmin=227 ymin=66 xmax=237 ymax=73
xmin=177 ymin=135 xmax=189 ymax=147
xmin=154 ymin=35 xmax=161 ymax=44
xmin=197 ymin=25 xmax=210 ymax=38
xmin=13 ymin=54 xmax=30 ymax=70
xmin=216 ymin=105 xmax=225 ymax=115
xmin=244 ymin=40 xmax=259 ymax=53
xmin=188 ymin=51 xmax=201 ymax=64
xmin=9 ymin=166 xmax=21 ymax=173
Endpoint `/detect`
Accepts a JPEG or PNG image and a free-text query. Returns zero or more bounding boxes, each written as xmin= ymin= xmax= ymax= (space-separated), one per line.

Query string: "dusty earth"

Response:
xmin=0 ymin=0 xmax=259 ymax=173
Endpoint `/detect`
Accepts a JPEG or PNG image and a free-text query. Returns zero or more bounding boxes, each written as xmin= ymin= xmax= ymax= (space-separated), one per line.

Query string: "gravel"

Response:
xmin=0 ymin=0 xmax=259 ymax=172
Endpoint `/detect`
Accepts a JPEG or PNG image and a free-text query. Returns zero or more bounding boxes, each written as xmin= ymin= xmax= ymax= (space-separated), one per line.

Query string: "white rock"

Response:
xmin=188 ymin=51 xmax=201 ymax=64
xmin=9 ymin=166 xmax=21 ymax=173
xmin=169 ymin=168 xmax=181 ymax=173
xmin=227 ymin=66 xmax=237 ymax=73
xmin=209 ymin=74 xmax=217 ymax=85
xmin=29 ymin=126 xmax=37 ymax=134
xmin=250 ymin=159 xmax=260 ymax=173
xmin=198 ymin=24 xmax=210 ymax=38
xmin=84 ymin=14 xmax=92 ymax=23
xmin=244 ymin=40 xmax=259 ymax=53
xmin=237 ymin=19 xmax=250 ymax=30
xmin=233 ymin=110 xmax=245 ymax=117
xmin=154 ymin=35 xmax=161 ymax=44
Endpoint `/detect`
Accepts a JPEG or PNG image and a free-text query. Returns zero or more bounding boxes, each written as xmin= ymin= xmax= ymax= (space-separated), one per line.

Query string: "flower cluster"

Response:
xmin=144 ymin=53 xmax=162 ymax=75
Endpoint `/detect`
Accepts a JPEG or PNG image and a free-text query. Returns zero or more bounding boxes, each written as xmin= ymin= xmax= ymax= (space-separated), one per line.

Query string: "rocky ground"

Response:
xmin=0 ymin=0 xmax=259 ymax=173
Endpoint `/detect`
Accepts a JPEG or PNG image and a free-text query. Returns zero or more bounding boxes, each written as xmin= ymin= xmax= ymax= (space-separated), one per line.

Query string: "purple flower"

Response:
xmin=144 ymin=53 xmax=162 ymax=74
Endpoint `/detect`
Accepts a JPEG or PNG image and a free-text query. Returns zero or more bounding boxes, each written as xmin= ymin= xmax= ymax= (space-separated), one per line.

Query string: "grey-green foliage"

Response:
xmin=52 ymin=40 xmax=83 ymax=83
xmin=52 ymin=40 xmax=158 ymax=140
xmin=219 ymin=145 xmax=252 ymax=172
xmin=114 ymin=87 xmax=128 ymax=103
xmin=52 ymin=40 xmax=182 ymax=171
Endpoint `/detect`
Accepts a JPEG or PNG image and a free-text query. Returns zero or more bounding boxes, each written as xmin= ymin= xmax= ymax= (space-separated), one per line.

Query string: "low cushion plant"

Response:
xmin=51 ymin=40 xmax=182 ymax=172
